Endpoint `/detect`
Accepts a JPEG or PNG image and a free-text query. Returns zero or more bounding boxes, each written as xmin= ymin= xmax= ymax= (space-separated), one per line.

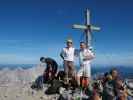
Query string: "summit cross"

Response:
xmin=72 ymin=9 xmax=101 ymax=48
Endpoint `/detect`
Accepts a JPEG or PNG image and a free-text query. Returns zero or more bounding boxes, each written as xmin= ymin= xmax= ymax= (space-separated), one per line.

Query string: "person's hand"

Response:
xmin=83 ymin=55 xmax=94 ymax=61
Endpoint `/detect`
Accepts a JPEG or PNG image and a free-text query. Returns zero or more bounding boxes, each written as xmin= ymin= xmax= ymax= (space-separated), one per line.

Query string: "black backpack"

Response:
xmin=45 ymin=79 xmax=64 ymax=95
xmin=57 ymin=71 xmax=65 ymax=81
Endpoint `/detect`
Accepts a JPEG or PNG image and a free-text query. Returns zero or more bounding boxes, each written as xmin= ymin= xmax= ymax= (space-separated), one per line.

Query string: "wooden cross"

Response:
xmin=72 ymin=9 xmax=100 ymax=48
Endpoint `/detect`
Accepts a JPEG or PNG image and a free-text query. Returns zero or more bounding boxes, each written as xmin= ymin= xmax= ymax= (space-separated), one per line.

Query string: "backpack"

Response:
xmin=31 ymin=75 xmax=44 ymax=90
xmin=45 ymin=79 xmax=64 ymax=94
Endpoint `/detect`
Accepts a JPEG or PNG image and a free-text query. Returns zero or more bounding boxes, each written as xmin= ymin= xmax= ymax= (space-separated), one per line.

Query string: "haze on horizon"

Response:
xmin=0 ymin=0 xmax=133 ymax=66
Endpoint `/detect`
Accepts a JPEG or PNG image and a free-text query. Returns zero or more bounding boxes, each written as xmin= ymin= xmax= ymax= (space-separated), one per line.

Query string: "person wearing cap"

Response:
xmin=77 ymin=42 xmax=95 ymax=87
xmin=60 ymin=39 xmax=76 ymax=82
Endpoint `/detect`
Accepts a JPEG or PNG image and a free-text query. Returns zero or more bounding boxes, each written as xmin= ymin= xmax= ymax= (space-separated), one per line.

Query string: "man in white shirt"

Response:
xmin=77 ymin=42 xmax=95 ymax=87
xmin=60 ymin=39 xmax=75 ymax=81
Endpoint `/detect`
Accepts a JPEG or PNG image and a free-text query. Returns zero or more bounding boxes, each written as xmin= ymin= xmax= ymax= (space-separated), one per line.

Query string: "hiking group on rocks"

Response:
xmin=31 ymin=39 xmax=133 ymax=100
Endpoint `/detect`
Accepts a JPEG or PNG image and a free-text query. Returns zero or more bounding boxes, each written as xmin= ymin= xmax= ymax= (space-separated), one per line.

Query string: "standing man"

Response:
xmin=60 ymin=39 xmax=76 ymax=82
xmin=77 ymin=42 xmax=95 ymax=87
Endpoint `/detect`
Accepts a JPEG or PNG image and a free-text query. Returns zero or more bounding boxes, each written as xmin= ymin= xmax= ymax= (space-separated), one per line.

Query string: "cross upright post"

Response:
xmin=72 ymin=9 xmax=100 ymax=48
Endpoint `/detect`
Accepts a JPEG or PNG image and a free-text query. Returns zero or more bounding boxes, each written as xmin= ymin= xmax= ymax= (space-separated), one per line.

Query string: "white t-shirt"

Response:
xmin=79 ymin=49 xmax=94 ymax=65
xmin=61 ymin=47 xmax=75 ymax=61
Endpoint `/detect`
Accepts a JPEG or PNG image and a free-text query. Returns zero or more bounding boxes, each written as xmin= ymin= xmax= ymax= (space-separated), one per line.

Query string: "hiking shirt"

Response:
xmin=45 ymin=57 xmax=58 ymax=74
xmin=60 ymin=47 xmax=75 ymax=61
xmin=79 ymin=49 xmax=94 ymax=65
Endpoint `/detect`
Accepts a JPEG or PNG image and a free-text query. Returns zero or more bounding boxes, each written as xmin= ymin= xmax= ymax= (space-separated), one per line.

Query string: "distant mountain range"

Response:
xmin=0 ymin=64 xmax=36 ymax=70
xmin=0 ymin=64 xmax=132 ymax=78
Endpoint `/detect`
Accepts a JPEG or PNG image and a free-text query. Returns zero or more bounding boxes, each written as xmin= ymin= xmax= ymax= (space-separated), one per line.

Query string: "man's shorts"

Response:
xmin=77 ymin=63 xmax=91 ymax=78
xmin=64 ymin=60 xmax=75 ymax=78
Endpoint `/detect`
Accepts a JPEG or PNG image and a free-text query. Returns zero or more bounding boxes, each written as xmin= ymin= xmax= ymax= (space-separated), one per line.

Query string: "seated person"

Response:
xmin=102 ymin=68 xmax=119 ymax=100
xmin=110 ymin=68 xmax=119 ymax=81
xmin=102 ymin=72 xmax=112 ymax=87
xmin=115 ymin=78 xmax=128 ymax=100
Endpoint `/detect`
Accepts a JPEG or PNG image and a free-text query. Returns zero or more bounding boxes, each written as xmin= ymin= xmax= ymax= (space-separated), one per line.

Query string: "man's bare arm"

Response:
xmin=60 ymin=53 xmax=64 ymax=60
xmin=83 ymin=53 xmax=95 ymax=61
xmin=74 ymin=49 xmax=79 ymax=57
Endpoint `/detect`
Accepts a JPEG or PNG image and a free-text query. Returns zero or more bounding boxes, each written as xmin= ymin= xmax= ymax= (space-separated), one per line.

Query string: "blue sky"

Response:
xmin=0 ymin=0 xmax=133 ymax=66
